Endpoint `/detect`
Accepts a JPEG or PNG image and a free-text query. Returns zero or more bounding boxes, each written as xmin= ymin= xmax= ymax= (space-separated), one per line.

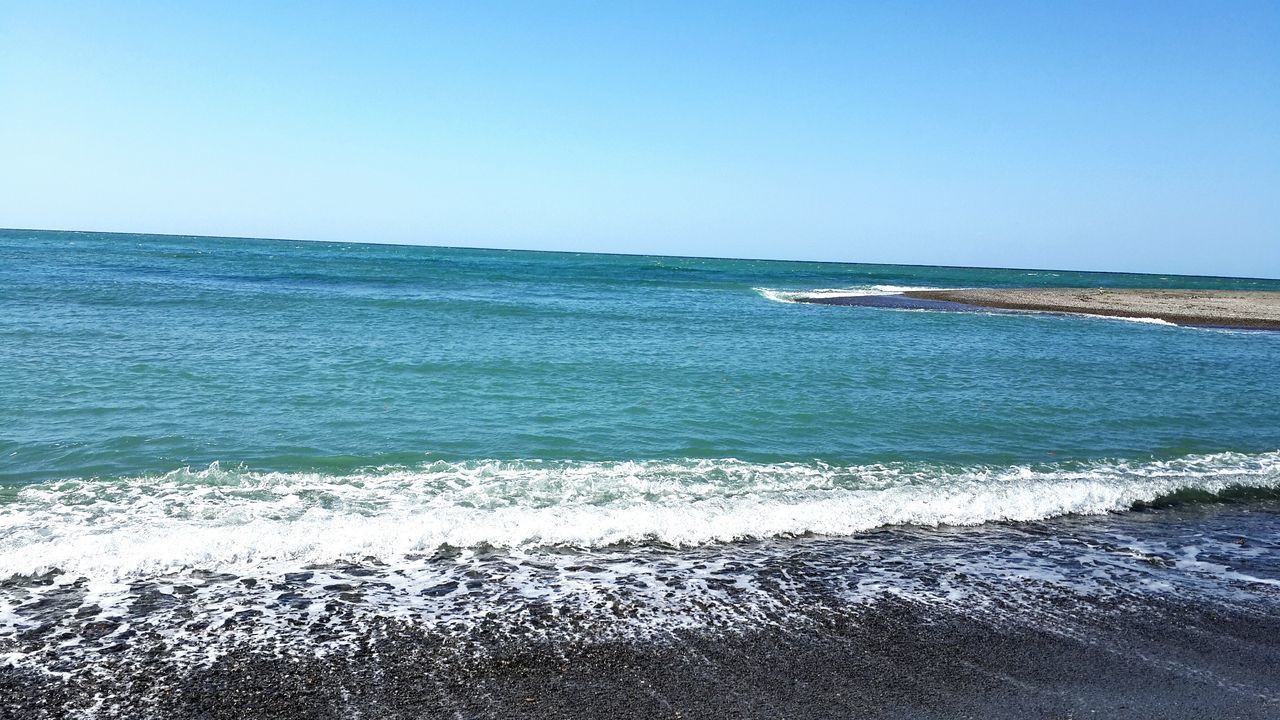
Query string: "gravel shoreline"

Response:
xmin=5 ymin=505 xmax=1279 ymax=719
xmin=4 ymin=593 xmax=1278 ymax=719
xmin=903 ymin=288 xmax=1280 ymax=329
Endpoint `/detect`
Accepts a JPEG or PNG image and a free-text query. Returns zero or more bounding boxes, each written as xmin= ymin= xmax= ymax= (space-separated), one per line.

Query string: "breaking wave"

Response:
xmin=2 ymin=451 xmax=1278 ymax=581
xmin=754 ymin=285 xmax=950 ymax=303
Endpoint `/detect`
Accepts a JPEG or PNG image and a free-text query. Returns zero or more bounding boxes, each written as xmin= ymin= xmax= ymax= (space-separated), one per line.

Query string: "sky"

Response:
xmin=1 ymin=2 xmax=1277 ymax=277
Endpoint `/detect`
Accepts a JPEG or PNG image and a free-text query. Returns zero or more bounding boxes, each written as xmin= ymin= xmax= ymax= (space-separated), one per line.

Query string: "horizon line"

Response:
xmin=3 ymin=225 xmax=1277 ymax=283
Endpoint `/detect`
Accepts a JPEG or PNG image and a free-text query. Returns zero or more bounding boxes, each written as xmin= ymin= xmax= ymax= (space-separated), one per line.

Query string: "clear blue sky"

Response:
xmin=2 ymin=2 xmax=1277 ymax=276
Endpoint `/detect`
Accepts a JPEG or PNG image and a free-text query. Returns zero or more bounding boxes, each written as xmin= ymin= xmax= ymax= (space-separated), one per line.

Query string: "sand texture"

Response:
xmin=903 ymin=288 xmax=1280 ymax=329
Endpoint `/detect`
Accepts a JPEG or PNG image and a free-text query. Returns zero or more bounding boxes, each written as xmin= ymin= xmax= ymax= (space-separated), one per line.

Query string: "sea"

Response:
xmin=3 ymin=228 xmax=1280 ymax=717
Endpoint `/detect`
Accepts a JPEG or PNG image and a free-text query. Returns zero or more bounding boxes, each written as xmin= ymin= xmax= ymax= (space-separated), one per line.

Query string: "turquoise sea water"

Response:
xmin=4 ymin=229 xmax=1280 ymax=488
xmin=4 ymin=226 xmax=1280 ymax=568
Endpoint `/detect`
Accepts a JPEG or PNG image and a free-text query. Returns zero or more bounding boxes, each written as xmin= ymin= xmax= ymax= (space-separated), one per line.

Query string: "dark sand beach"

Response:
xmin=4 ymin=504 xmax=1279 ymax=719
xmin=803 ymin=288 xmax=1280 ymax=329
xmin=7 ymin=594 xmax=1275 ymax=720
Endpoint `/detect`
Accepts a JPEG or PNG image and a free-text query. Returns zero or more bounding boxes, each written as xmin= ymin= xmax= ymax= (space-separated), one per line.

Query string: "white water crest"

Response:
xmin=756 ymin=286 xmax=1195 ymax=328
xmin=754 ymin=285 xmax=952 ymax=303
xmin=1073 ymin=311 xmax=1178 ymax=326
xmin=1 ymin=451 xmax=1278 ymax=582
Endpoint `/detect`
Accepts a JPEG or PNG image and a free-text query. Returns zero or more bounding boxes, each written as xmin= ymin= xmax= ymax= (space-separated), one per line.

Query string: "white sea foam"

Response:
xmin=757 ymin=286 xmax=1194 ymax=328
xmin=1 ymin=452 xmax=1277 ymax=582
xmin=1066 ymin=311 xmax=1177 ymax=326
xmin=754 ymin=285 xmax=951 ymax=303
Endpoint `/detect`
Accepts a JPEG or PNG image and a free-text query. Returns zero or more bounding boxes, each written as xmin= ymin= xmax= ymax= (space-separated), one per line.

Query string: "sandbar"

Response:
xmin=806 ymin=287 xmax=1280 ymax=329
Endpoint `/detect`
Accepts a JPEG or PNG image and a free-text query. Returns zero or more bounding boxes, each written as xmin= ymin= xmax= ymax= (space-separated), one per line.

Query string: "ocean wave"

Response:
xmin=1 ymin=452 xmax=1277 ymax=581
xmin=754 ymin=285 xmax=950 ymax=303
xmin=1073 ymin=312 xmax=1177 ymax=326
xmin=757 ymin=286 xmax=1190 ymax=328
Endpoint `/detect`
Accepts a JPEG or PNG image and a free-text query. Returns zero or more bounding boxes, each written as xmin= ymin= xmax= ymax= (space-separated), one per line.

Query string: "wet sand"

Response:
xmin=3 ymin=504 xmax=1279 ymax=719
xmin=4 ymin=594 xmax=1278 ymax=719
xmin=902 ymin=288 xmax=1280 ymax=329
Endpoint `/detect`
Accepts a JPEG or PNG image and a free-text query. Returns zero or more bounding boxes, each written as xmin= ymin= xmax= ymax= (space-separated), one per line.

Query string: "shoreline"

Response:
xmin=796 ymin=287 xmax=1280 ymax=329
xmin=901 ymin=288 xmax=1280 ymax=329
xmin=4 ymin=504 xmax=1279 ymax=718
xmin=7 ymin=595 xmax=1277 ymax=719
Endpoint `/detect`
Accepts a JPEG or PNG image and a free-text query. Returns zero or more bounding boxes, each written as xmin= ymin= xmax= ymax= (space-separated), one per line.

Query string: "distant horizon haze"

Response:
xmin=5 ymin=225 xmax=1278 ymax=282
xmin=2 ymin=2 xmax=1277 ymax=278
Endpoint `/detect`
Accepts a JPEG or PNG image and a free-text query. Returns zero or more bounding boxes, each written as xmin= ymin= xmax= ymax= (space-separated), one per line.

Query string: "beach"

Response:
xmin=5 ymin=0 xmax=1277 ymax=716
xmin=4 ymin=503 xmax=1278 ymax=719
